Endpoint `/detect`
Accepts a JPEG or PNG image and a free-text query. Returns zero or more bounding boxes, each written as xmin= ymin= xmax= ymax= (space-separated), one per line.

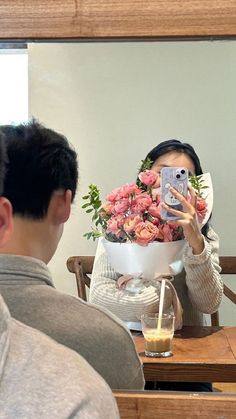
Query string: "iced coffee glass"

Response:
xmin=141 ymin=313 xmax=175 ymax=357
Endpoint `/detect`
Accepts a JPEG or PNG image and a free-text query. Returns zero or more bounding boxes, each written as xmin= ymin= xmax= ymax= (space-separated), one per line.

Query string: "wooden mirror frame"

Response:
xmin=1 ymin=1 xmax=236 ymax=40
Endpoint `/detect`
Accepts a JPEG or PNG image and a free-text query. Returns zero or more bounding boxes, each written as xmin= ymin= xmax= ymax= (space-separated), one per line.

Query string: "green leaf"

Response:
xmin=189 ymin=174 xmax=208 ymax=197
xmin=82 ymin=183 xmax=105 ymax=241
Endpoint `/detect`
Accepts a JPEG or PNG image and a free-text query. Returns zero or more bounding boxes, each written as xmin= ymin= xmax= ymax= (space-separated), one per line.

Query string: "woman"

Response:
xmin=90 ymin=139 xmax=223 ymax=329
xmin=90 ymin=139 xmax=223 ymax=392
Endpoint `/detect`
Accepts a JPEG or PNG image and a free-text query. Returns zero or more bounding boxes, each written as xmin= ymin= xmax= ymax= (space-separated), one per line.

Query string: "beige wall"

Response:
xmin=28 ymin=41 xmax=236 ymax=323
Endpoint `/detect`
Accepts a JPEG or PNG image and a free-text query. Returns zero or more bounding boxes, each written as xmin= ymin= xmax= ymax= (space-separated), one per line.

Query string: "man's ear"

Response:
xmin=0 ymin=197 xmax=13 ymax=248
xmin=50 ymin=190 xmax=72 ymax=225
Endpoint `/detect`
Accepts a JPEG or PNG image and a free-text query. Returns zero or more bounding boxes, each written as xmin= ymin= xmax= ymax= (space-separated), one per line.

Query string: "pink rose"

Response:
xmin=106 ymin=183 xmax=141 ymax=202
xmin=134 ymin=221 xmax=159 ymax=245
xmin=156 ymin=224 xmax=173 ymax=242
xmin=162 ymin=224 xmax=173 ymax=242
xmin=106 ymin=187 xmax=122 ymax=202
xmin=119 ymin=183 xmax=141 ymax=198
xmin=138 ymin=170 xmax=158 ymax=186
xmin=151 ymin=216 xmax=160 ymax=226
xmin=113 ymin=198 xmax=130 ymax=215
xmin=106 ymin=215 xmax=124 ymax=236
xmin=151 ymin=187 xmax=161 ymax=200
xmin=156 ymin=225 xmax=164 ymax=241
xmin=123 ymin=214 xmax=142 ymax=233
xmin=148 ymin=202 xmax=161 ymax=218
xmin=131 ymin=193 xmax=152 ymax=214
xmin=196 ymin=197 xmax=207 ymax=221
xmin=101 ymin=202 xmax=114 ymax=215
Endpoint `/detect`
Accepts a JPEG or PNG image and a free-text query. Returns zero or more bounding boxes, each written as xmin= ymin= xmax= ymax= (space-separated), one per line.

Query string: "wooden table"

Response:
xmin=133 ymin=326 xmax=236 ymax=382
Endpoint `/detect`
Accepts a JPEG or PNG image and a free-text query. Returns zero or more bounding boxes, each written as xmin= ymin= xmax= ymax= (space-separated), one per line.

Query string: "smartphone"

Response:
xmin=160 ymin=167 xmax=188 ymax=220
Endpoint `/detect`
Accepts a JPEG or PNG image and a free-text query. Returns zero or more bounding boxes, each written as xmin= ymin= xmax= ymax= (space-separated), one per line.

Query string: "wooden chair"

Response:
xmin=113 ymin=390 xmax=236 ymax=419
xmin=67 ymin=256 xmax=94 ymax=302
xmin=66 ymin=255 xmax=236 ymax=326
xmin=211 ymin=256 xmax=236 ymax=326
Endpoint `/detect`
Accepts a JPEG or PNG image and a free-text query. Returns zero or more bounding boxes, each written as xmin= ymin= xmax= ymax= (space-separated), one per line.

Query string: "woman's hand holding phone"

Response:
xmin=160 ymin=167 xmax=204 ymax=255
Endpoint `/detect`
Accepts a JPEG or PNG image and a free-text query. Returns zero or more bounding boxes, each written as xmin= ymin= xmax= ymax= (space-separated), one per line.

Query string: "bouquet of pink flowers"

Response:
xmin=83 ymin=169 xmax=212 ymax=330
xmin=82 ymin=169 xmax=209 ymax=245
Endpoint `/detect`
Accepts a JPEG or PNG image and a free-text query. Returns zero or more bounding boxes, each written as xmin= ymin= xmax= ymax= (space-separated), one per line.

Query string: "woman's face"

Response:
xmin=151 ymin=151 xmax=195 ymax=188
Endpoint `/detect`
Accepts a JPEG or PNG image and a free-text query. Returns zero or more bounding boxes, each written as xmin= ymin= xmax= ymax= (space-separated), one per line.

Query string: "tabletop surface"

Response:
xmin=133 ymin=326 xmax=236 ymax=382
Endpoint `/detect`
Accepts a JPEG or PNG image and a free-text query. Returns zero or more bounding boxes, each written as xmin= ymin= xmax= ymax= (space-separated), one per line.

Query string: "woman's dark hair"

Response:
xmin=144 ymin=139 xmax=203 ymax=175
xmin=141 ymin=139 xmax=210 ymax=237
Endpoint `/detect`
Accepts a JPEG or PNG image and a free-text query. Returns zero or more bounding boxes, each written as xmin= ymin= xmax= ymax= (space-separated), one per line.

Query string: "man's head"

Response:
xmin=0 ymin=134 xmax=13 ymax=248
xmin=0 ymin=134 xmax=7 ymax=195
xmin=0 ymin=120 xmax=78 ymax=262
xmin=1 ymin=120 xmax=78 ymax=219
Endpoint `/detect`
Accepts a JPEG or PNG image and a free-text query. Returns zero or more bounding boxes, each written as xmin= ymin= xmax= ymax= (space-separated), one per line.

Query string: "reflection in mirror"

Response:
xmin=2 ymin=41 xmax=234 ymax=325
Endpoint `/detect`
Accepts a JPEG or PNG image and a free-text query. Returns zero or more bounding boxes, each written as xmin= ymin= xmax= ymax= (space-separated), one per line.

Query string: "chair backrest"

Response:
xmin=219 ymin=256 xmax=236 ymax=304
xmin=114 ymin=390 xmax=236 ymax=419
xmin=209 ymin=256 xmax=236 ymax=327
xmin=67 ymin=256 xmax=94 ymax=301
xmin=66 ymin=255 xmax=236 ymax=325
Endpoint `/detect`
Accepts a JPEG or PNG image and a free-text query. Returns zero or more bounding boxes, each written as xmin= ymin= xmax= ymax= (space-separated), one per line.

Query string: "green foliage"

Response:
xmin=189 ymin=174 xmax=208 ymax=197
xmin=82 ymin=184 xmax=105 ymax=241
xmin=138 ymin=157 xmax=153 ymax=173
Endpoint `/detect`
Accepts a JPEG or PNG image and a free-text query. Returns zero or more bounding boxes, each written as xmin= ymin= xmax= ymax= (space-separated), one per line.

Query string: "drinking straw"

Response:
xmin=157 ymin=279 xmax=166 ymax=333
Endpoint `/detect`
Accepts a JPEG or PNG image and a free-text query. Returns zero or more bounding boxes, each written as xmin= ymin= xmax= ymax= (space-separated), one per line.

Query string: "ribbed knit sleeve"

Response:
xmin=183 ymin=226 xmax=223 ymax=314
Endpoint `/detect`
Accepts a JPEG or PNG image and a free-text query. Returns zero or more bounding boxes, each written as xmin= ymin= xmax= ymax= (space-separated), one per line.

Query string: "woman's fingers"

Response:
xmin=167 ymin=187 xmax=195 ymax=215
xmin=188 ymin=185 xmax=197 ymax=207
xmin=161 ymin=202 xmax=193 ymax=225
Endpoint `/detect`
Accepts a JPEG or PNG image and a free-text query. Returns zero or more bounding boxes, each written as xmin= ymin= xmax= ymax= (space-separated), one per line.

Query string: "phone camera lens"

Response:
xmin=176 ymin=174 xmax=181 ymax=179
xmin=181 ymin=169 xmax=185 ymax=174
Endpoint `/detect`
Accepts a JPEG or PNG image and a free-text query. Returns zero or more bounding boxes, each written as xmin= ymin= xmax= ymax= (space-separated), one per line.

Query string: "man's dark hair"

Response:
xmin=0 ymin=120 xmax=78 ymax=219
xmin=0 ymin=134 xmax=7 ymax=196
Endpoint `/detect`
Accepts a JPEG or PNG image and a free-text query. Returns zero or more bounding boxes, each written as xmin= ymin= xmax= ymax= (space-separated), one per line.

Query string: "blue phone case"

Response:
xmin=160 ymin=167 xmax=188 ymax=220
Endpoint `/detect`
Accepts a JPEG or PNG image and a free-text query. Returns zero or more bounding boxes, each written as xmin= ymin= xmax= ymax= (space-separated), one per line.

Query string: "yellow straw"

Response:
xmin=157 ymin=279 xmax=166 ymax=333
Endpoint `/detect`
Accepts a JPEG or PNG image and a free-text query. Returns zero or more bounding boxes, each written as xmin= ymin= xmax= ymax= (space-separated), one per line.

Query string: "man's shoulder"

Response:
xmin=40 ymin=284 xmax=132 ymax=337
xmin=6 ymin=318 xmax=119 ymax=418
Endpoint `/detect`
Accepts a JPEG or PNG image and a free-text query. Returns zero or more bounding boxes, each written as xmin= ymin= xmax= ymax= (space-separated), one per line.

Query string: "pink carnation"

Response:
xmin=138 ymin=170 xmax=158 ymax=186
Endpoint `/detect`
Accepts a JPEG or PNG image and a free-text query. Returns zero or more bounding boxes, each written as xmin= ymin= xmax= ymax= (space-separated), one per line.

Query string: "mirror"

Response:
xmin=0 ymin=1 xmax=235 ymax=326
xmin=26 ymin=41 xmax=236 ymax=330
